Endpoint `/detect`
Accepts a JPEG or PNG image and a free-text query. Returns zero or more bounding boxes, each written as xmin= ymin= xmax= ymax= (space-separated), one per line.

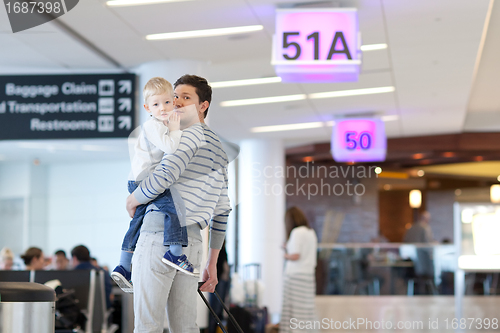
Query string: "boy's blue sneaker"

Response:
xmin=162 ymin=251 xmax=199 ymax=277
xmin=111 ymin=265 xmax=133 ymax=293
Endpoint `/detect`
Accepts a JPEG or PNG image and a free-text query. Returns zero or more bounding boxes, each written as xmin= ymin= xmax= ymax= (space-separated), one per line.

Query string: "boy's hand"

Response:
xmin=167 ymin=112 xmax=180 ymax=132
xmin=126 ymin=193 xmax=140 ymax=218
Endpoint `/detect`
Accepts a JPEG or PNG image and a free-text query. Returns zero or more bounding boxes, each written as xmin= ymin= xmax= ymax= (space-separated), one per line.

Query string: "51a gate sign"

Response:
xmin=272 ymin=8 xmax=361 ymax=83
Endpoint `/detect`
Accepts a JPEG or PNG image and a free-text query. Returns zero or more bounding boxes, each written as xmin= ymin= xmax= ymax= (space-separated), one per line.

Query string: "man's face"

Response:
xmin=144 ymin=92 xmax=174 ymax=123
xmin=55 ymin=254 xmax=69 ymax=270
xmin=173 ymin=84 xmax=207 ymax=129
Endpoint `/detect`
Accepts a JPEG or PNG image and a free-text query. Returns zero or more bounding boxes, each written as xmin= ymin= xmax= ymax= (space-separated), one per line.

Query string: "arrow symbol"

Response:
xmin=118 ymin=80 xmax=132 ymax=94
xmin=118 ymin=116 xmax=132 ymax=130
xmin=118 ymin=98 xmax=132 ymax=112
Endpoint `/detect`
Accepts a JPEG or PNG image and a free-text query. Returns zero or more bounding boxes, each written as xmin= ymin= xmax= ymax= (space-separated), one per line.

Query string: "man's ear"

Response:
xmin=200 ymin=101 xmax=209 ymax=114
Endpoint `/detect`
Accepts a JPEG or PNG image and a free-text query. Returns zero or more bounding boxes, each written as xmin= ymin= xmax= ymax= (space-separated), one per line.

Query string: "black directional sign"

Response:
xmin=0 ymin=73 xmax=136 ymax=140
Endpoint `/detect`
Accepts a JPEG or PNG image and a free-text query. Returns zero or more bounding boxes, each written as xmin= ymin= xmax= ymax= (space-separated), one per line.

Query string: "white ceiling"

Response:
xmin=0 ymin=0 xmax=498 ymax=163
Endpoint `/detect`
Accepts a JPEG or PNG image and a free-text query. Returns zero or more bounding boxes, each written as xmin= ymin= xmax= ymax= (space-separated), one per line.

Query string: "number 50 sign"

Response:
xmin=331 ymin=119 xmax=387 ymax=162
xmin=272 ymin=8 xmax=361 ymax=83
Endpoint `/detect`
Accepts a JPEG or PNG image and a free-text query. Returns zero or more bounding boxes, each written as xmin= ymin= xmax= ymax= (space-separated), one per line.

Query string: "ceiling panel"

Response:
xmin=0 ymin=0 xmax=495 ymax=162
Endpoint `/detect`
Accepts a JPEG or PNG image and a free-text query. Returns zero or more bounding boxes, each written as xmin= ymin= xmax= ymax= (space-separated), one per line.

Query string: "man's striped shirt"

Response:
xmin=133 ymin=123 xmax=231 ymax=249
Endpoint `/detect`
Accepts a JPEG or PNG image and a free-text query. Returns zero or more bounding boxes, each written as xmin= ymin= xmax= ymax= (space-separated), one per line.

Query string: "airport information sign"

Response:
xmin=331 ymin=118 xmax=387 ymax=162
xmin=272 ymin=8 xmax=360 ymax=83
xmin=0 ymin=73 xmax=136 ymax=140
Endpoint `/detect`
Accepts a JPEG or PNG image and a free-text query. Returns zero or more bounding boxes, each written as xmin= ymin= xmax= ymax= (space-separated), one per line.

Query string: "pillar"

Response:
xmin=238 ymin=139 xmax=286 ymax=321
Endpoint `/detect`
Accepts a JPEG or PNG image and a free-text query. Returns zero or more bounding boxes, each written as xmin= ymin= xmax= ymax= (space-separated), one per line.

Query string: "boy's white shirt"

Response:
xmin=128 ymin=117 xmax=183 ymax=181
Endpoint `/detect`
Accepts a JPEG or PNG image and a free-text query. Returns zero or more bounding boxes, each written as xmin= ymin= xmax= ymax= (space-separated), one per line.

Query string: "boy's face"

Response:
xmin=144 ymin=91 xmax=174 ymax=122
xmin=173 ymin=84 xmax=208 ymax=129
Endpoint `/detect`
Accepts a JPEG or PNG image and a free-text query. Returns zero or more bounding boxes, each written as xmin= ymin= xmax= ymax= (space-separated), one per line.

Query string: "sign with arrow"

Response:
xmin=118 ymin=98 xmax=131 ymax=112
xmin=0 ymin=73 xmax=136 ymax=140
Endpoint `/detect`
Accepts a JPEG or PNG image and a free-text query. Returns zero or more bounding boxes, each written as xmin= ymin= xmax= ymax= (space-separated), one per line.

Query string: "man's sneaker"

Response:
xmin=162 ymin=251 xmax=199 ymax=277
xmin=111 ymin=265 xmax=133 ymax=293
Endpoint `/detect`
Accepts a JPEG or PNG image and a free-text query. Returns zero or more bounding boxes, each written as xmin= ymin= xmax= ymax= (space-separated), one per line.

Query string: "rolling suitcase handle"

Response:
xmin=197 ymin=282 xmax=244 ymax=333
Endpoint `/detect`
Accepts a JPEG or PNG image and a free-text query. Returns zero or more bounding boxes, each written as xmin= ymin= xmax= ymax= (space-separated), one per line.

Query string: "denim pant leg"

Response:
xmin=121 ymin=181 xmax=147 ymax=252
xmin=152 ymin=190 xmax=188 ymax=247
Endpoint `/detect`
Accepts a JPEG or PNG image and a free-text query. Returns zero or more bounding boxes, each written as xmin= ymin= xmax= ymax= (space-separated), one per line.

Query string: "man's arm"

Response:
xmin=208 ymin=166 xmax=232 ymax=249
xmin=126 ymin=124 xmax=204 ymax=217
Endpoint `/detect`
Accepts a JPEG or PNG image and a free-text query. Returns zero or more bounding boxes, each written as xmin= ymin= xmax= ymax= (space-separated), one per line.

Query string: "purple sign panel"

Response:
xmin=331 ymin=119 xmax=387 ymax=162
xmin=272 ymin=8 xmax=360 ymax=83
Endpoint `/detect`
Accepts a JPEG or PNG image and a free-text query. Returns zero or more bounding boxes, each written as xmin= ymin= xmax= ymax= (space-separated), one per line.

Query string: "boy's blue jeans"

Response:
xmin=121 ymin=180 xmax=188 ymax=252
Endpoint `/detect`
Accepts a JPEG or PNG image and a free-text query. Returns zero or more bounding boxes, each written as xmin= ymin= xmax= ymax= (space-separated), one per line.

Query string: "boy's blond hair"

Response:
xmin=0 ymin=247 xmax=14 ymax=261
xmin=143 ymin=77 xmax=174 ymax=104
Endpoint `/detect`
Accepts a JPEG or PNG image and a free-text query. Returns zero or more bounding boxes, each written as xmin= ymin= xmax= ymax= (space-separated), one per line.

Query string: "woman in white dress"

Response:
xmin=280 ymin=207 xmax=318 ymax=333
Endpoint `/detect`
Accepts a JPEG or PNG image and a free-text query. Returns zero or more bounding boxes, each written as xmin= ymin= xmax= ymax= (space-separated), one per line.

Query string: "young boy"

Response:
xmin=111 ymin=77 xmax=198 ymax=293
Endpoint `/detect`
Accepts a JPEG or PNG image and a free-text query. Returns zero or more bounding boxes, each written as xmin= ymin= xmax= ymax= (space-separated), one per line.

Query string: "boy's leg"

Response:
xmin=112 ymin=181 xmax=146 ymax=292
xmin=152 ymin=190 xmax=197 ymax=275
xmin=153 ymin=189 xmax=188 ymax=247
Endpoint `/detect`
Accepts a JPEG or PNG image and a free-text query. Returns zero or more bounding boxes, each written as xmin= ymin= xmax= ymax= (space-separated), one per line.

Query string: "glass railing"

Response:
xmin=316 ymin=243 xmax=466 ymax=296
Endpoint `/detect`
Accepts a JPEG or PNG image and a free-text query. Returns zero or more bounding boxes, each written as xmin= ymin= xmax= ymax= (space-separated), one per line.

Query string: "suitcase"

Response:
xmin=198 ymin=282 xmax=244 ymax=333
xmin=241 ymin=264 xmax=268 ymax=333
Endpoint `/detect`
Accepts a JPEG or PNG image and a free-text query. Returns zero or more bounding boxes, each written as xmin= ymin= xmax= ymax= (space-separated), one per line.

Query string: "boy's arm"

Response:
xmin=131 ymin=124 xmax=204 ymax=206
xmin=143 ymin=119 xmax=183 ymax=154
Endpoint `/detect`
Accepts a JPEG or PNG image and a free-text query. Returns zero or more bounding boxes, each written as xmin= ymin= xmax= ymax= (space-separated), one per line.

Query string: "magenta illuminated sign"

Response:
xmin=272 ymin=9 xmax=360 ymax=83
xmin=331 ymin=119 xmax=386 ymax=162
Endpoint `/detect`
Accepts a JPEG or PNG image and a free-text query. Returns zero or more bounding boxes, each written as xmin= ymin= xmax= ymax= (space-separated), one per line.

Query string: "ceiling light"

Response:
xmin=250 ymin=120 xmax=334 ymax=133
xmin=210 ymin=77 xmax=281 ymax=88
xmin=360 ymin=43 xmax=388 ymax=51
xmin=308 ymin=86 xmax=395 ymax=99
xmin=412 ymin=153 xmax=424 ymax=159
xmin=221 ymin=94 xmax=306 ymax=107
xmin=409 ymin=189 xmax=422 ymax=209
xmin=107 ymin=0 xmax=191 ymax=7
xmin=221 ymin=86 xmax=395 ymax=107
xmin=381 ymin=115 xmax=398 ymax=122
xmin=491 ymin=185 xmax=500 ymax=203
xmin=146 ymin=25 xmax=263 ymax=41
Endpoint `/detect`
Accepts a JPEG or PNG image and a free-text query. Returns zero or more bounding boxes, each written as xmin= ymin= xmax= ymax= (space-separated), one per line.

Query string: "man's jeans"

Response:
xmin=132 ymin=231 xmax=202 ymax=333
xmin=121 ymin=181 xmax=188 ymax=251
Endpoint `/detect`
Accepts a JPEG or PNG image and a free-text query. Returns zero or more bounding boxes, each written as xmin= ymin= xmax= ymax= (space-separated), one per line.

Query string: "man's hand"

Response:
xmin=199 ymin=248 xmax=220 ymax=293
xmin=126 ymin=193 xmax=140 ymax=218
xmin=199 ymin=262 xmax=218 ymax=293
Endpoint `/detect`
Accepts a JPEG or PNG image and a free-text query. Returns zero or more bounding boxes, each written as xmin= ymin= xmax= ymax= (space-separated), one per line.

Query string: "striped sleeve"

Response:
xmin=209 ymin=165 xmax=232 ymax=249
xmin=133 ymin=124 xmax=204 ymax=204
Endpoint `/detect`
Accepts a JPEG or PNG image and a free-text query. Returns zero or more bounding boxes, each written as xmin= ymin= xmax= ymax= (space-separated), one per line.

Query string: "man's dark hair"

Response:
xmin=71 ymin=245 xmax=91 ymax=262
xmin=174 ymin=74 xmax=212 ymax=119
xmin=55 ymin=250 xmax=66 ymax=257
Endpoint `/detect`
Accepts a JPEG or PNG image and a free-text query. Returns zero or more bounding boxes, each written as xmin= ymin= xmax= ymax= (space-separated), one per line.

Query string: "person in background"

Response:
xmin=21 ymin=247 xmax=46 ymax=270
xmin=403 ymin=211 xmax=434 ymax=243
xmin=53 ymin=250 xmax=71 ymax=270
xmin=279 ymin=207 xmax=318 ymax=333
xmin=71 ymin=245 xmax=113 ymax=308
xmin=0 ymin=247 xmax=14 ymax=270
xmin=403 ymin=211 xmax=435 ymax=294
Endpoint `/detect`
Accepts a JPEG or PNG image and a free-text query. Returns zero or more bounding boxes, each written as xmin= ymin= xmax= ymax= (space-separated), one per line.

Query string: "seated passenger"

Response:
xmin=21 ymin=247 xmax=46 ymax=270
